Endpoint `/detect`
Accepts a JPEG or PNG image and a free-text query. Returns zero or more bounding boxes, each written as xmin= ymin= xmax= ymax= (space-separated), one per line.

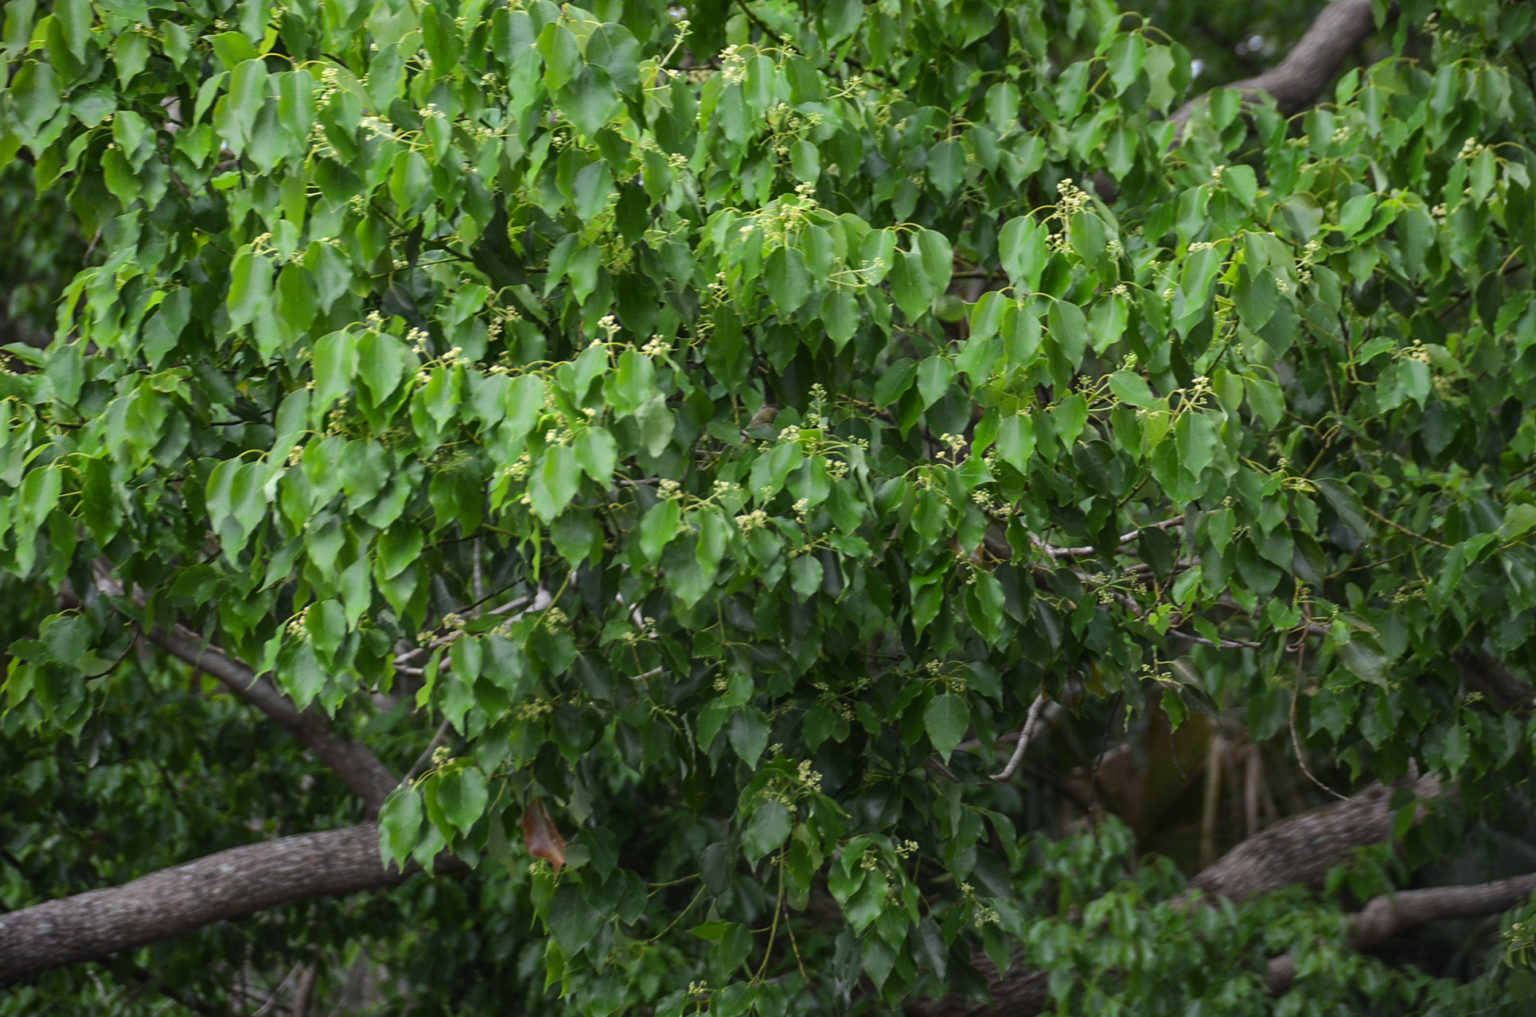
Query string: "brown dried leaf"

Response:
xmin=521 ymin=797 xmax=566 ymax=871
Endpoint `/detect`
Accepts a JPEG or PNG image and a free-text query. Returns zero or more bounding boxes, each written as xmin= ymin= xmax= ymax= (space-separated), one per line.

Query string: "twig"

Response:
xmin=1033 ymin=515 xmax=1185 ymax=559
xmin=402 ymin=720 xmax=453 ymax=786
xmin=989 ymin=692 xmax=1049 ymax=781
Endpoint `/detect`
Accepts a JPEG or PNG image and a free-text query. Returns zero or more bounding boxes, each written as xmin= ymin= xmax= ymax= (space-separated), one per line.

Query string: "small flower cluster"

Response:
xmin=515 ymin=697 xmax=556 ymax=721
xmin=718 ymin=44 xmax=748 ymax=84
xmin=1296 ymin=238 xmax=1321 ymax=284
xmin=1182 ymin=374 xmax=1213 ymax=407
xmin=1055 ymin=177 xmax=1090 ymax=216
xmin=503 ymin=451 xmax=531 ymax=482
xmin=1458 ymin=136 xmax=1484 ymax=161
xmin=735 ymin=509 xmax=769 ymax=534
xmin=959 ymin=881 xmax=1000 ymax=928
xmin=285 ymin=605 xmax=311 ymax=637
xmin=796 ymin=759 xmax=823 ymax=793
xmin=624 ymin=615 xmax=659 ymax=645
xmin=360 ymin=115 xmax=396 ymax=140
xmin=1398 ymin=339 xmax=1432 ymax=364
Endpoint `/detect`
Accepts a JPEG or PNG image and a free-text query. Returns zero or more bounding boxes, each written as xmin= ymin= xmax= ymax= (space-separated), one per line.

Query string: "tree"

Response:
xmin=2 ymin=0 xmax=1536 ymax=1013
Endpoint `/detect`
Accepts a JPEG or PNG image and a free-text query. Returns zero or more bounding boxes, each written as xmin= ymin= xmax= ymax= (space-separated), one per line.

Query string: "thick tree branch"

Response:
xmin=1454 ymin=650 xmax=1535 ymax=714
xmin=142 ymin=626 xmax=400 ymax=814
xmin=1172 ymin=0 xmax=1381 ymax=127
xmin=906 ymin=773 xmax=1442 ymax=1017
xmin=1265 ymin=871 xmax=1536 ymax=992
xmin=1188 ymin=772 xmax=1440 ymax=899
xmin=0 ymin=823 xmax=406 ymax=987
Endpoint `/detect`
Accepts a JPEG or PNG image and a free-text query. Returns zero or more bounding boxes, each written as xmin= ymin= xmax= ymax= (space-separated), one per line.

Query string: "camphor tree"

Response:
xmin=2 ymin=0 xmax=1536 ymax=1013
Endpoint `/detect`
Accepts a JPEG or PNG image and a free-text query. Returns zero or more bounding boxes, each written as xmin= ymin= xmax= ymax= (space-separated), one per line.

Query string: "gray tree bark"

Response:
xmin=0 ymin=824 xmax=404 ymax=987
xmin=1171 ymin=0 xmax=1382 ymax=129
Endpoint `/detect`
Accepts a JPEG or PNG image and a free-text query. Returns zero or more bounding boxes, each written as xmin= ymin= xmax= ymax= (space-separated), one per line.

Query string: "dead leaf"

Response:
xmin=521 ymin=797 xmax=566 ymax=871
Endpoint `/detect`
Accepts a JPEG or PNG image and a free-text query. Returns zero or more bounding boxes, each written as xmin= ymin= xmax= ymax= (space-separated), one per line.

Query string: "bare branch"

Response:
xmin=988 ymin=692 xmax=1050 ymax=781
xmin=1189 ymin=772 xmax=1441 ymax=899
xmin=1172 ymin=0 xmax=1381 ymax=129
xmin=1031 ymin=515 xmax=1186 ymax=560
xmin=1265 ymin=871 xmax=1536 ymax=992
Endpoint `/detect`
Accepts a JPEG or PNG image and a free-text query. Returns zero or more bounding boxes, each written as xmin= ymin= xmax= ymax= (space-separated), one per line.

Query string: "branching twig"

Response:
xmin=989 ymin=692 xmax=1049 ymax=781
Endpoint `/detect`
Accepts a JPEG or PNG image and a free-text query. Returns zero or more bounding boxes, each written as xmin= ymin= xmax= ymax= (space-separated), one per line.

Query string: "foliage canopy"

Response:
xmin=3 ymin=0 xmax=1536 ymax=1013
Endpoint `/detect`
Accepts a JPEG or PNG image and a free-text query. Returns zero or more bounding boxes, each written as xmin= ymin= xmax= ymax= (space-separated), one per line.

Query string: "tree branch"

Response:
xmin=905 ymin=773 xmax=1443 ymax=1017
xmin=0 ymin=823 xmax=407 ymax=987
xmin=1265 ymin=871 xmax=1536 ymax=992
xmin=1188 ymin=772 xmax=1440 ymax=899
xmin=1172 ymin=0 xmax=1381 ymax=129
xmin=142 ymin=625 xmax=400 ymax=814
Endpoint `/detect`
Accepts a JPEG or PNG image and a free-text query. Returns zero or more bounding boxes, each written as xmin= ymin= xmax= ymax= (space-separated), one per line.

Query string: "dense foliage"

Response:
xmin=3 ymin=0 xmax=1536 ymax=1013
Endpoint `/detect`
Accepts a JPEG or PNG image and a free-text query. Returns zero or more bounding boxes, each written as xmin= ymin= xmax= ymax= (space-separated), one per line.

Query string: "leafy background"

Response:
xmin=2 ymin=0 xmax=1536 ymax=1013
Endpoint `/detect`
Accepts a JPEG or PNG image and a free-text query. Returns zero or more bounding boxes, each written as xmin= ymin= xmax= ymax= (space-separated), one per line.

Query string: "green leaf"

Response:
xmin=226 ymin=248 xmax=273 ymax=332
xmin=766 ymin=244 xmax=811 ymax=314
xmin=1503 ymin=503 xmax=1536 ymax=539
xmin=558 ymin=67 xmax=620 ymax=136
xmin=1047 ymin=299 xmax=1088 ymax=367
xmin=1339 ymin=193 xmax=1376 ymax=238
xmin=635 ymin=396 xmax=674 ymax=456
xmin=995 ymin=415 xmax=1036 ymax=473
xmin=823 ymin=289 xmax=858 ymax=349
xmin=728 ymin=708 xmax=770 ymax=767
xmin=1109 ymin=371 xmax=1155 ymax=407
xmin=999 ymin=216 xmax=1047 ymax=291
xmin=611 ymin=350 xmax=656 ymax=415
xmin=10 ymin=62 xmax=62 ymax=140
xmin=1175 ymin=412 xmax=1218 ymax=479
xmin=742 ymin=801 xmax=792 ymax=865
xmin=638 ymin=499 xmax=682 ymax=563
xmin=1106 ymin=32 xmax=1145 ymax=94
xmin=222 ymin=59 xmax=270 ymax=148
xmin=915 ymin=356 xmax=954 ymax=410
xmin=57 ymin=0 xmax=91 ymax=60
xmin=574 ymin=427 xmax=617 ymax=484
xmin=548 ymin=884 xmax=601 ymax=956
xmin=1338 ymin=636 xmax=1390 ymax=688
xmin=1316 ymin=478 xmax=1371 ymax=542
xmin=357 ymin=332 xmax=410 ymax=406
xmin=529 ymin=445 xmax=581 ymax=522
xmin=873 ymin=359 xmax=917 ymax=407
xmin=377 ymin=525 xmax=423 ymax=580
xmin=434 ymin=766 xmax=489 ymax=837
xmin=924 ymin=693 xmax=969 ymax=761
xmin=927 ymin=139 xmax=965 ymax=197
xmin=379 ymin=786 xmax=424 ymax=867
xmin=790 ymin=553 xmax=823 ymax=599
